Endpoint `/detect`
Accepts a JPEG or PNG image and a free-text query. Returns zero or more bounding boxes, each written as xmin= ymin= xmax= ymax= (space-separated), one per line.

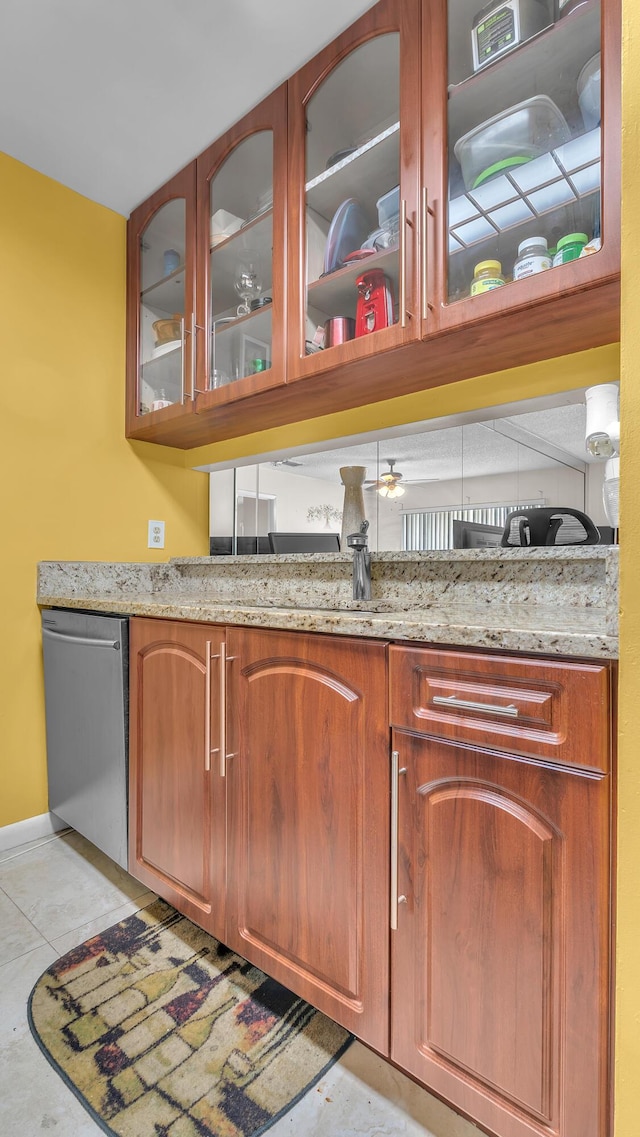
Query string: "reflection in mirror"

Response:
xmin=207 ymin=388 xmax=617 ymax=553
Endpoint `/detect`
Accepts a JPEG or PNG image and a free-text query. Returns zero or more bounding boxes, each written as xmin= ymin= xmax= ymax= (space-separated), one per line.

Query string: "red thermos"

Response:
xmin=355 ymin=270 xmax=394 ymax=336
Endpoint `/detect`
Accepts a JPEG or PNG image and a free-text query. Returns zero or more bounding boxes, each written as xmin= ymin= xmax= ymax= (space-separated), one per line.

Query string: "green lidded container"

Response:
xmin=552 ymin=233 xmax=589 ymax=267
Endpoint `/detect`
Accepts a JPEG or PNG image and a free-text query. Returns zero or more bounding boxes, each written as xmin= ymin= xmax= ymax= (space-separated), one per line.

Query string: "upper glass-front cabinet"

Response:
xmin=433 ymin=0 xmax=617 ymax=325
xmin=195 ymin=87 xmax=287 ymax=411
xmin=287 ymin=0 xmax=422 ymax=379
xmin=126 ymin=164 xmax=197 ymax=434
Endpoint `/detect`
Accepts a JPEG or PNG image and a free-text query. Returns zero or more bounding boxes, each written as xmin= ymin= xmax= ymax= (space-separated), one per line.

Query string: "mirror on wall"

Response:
xmin=205 ymin=387 xmax=617 ymax=553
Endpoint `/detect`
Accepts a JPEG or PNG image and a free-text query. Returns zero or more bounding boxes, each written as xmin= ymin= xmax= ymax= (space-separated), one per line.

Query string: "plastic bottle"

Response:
xmin=552 ymin=233 xmax=589 ymax=266
xmin=470 ymin=260 xmax=505 ymax=296
xmin=513 ymin=237 xmax=552 ymax=280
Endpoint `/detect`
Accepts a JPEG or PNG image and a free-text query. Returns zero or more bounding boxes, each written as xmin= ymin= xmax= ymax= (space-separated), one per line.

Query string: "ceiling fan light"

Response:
xmin=378 ymin=482 xmax=405 ymax=498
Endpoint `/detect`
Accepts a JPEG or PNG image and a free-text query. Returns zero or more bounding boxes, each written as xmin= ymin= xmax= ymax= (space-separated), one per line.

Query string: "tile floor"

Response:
xmin=0 ymin=829 xmax=479 ymax=1137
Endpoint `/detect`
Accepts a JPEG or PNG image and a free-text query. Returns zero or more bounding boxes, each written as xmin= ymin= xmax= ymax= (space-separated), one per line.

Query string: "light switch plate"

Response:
xmin=148 ymin=520 xmax=165 ymax=549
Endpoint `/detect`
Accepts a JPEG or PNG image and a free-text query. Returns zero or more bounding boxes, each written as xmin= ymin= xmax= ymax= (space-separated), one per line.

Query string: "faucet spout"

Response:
xmin=346 ymin=520 xmax=372 ymax=601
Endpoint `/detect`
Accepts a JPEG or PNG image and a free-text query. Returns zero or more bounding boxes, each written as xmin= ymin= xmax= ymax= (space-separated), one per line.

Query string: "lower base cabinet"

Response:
xmin=128 ymin=619 xmax=613 ymax=1137
xmin=128 ymin=618 xmax=227 ymax=941
xmin=224 ymin=626 xmax=390 ymax=1054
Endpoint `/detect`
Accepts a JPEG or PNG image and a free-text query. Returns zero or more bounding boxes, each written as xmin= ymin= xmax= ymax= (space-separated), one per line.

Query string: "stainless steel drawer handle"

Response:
xmin=390 ymin=750 xmax=407 ymax=931
xmin=42 ymin=627 xmax=120 ymax=650
xmin=433 ymin=694 xmax=519 ymax=717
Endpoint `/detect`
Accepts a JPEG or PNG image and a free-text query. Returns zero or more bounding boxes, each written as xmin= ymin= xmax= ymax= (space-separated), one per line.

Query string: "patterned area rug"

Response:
xmin=28 ymin=899 xmax=352 ymax=1137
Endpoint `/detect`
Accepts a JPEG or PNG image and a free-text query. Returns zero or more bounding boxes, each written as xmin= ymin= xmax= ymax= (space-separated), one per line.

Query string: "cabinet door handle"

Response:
xmin=422 ymin=186 xmax=427 ymax=320
xmin=180 ymin=316 xmax=186 ymax=405
xmin=399 ymin=199 xmax=414 ymax=329
xmin=421 ymin=188 xmax=435 ymax=322
xmin=390 ymin=750 xmax=407 ymax=930
xmin=189 ymin=313 xmax=196 ymax=401
xmin=218 ymin=641 xmax=227 ymax=777
xmin=204 ymin=640 xmax=212 ymax=772
xmin=210 ymin=649 xmax=236 ymax=776
xmin=433 ymin=694 xmax=519 ymax=717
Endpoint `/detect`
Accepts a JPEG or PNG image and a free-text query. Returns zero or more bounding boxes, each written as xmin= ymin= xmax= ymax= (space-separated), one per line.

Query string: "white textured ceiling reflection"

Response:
xmin=274 ymin=403 xmax=593 ymax=487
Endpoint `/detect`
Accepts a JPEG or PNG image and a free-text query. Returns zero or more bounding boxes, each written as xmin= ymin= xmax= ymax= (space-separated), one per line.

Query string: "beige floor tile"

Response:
xmin=0 ymin=830 xmax=149 ymax=940
xmin=0 ymin=943 xmax=103 ymax=1135
xmin=0 ymin=886 xmax=47 ymax=966
xmin=266 ymin=1039 xmax=479 ymax=1137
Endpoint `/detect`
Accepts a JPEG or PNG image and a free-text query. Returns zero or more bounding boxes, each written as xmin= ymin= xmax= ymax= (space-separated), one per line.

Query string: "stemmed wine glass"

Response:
xmin=234 ymin=261 xmax=263 ymax=316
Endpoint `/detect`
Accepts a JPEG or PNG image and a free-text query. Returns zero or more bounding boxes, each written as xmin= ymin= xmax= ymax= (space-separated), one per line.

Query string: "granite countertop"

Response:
xmin=37 ymin=547 xmax=619 ymax=659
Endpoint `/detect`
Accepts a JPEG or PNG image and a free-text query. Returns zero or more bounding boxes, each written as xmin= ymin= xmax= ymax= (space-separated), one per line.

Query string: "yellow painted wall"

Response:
xmin=0 ymin=153 xmax=209 ymax=829
xmin=614 ymin=0 xmax=640 ymax=1131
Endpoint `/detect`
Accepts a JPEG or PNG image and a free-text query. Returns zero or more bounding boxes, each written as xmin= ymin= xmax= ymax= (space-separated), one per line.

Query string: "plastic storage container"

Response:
xmin=471 ymin=0 xmax=551 ymax=73
xmin=577 ymin=53 xmax=601 ymax=130
xmin=513 ymin=236 xmax=552 ymax=279
xmin=376 ymin=185 xmax=400 ymax=235
xmin=454 ymin=95 xmax=571 ymax=191
xmin=470 ymin=260 xmax=506 ymax=295
xmin=552 ymin=232 xmax=588 ymax=265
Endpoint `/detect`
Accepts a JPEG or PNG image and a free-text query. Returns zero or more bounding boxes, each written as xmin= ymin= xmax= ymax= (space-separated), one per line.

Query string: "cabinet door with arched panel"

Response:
xmin=424 ymin=0 xmax=620 ymax=348
xmin=286 ymin=0 xmax=422 ymax=389
xmin=126 ymin=163 xmax=197 ymax=441
xmin=194 ymin=87 xmax=287 ymax=422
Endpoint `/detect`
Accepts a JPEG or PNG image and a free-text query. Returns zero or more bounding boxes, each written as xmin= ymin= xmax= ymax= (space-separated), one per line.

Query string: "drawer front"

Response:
xmin=389 ymin=646 xmax=612 ymax=771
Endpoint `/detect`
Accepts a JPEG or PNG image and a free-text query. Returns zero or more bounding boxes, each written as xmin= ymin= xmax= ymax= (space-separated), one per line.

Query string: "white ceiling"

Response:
xmin=0 ymin=0 xmax=376 ymax=216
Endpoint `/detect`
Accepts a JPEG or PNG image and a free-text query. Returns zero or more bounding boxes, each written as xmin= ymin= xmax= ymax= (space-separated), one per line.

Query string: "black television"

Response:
xmin=452 ymin=520 xmax=504 ymax=549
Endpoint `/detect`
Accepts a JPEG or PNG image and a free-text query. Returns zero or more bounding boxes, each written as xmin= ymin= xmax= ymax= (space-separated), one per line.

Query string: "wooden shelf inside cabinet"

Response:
xmin=141 ymin=266 xmax=186 ymax=314
xmin=306 ymin=122 xmax=400 ymax=222
xmin=212 ymin=304 xmax=273 ymax=340
xmin=448 ymin=0 xmax=601 ymax=142
xmin=307 ymin=247 xmax=399 ymax=318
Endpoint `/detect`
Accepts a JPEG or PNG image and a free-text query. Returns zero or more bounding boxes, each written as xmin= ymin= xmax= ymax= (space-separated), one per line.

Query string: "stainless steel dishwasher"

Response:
xmin=41 ymin=608 xmax=129 ymax=869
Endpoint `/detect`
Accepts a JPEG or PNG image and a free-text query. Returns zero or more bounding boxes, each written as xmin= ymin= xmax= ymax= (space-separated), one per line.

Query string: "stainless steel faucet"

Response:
xmin=346 ymin=520 xmax=372 ymax=601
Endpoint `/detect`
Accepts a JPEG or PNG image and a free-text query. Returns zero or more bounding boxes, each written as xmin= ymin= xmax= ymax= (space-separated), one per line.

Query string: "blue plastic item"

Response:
xmin=323 ymin=198 xmax=370 ymax=275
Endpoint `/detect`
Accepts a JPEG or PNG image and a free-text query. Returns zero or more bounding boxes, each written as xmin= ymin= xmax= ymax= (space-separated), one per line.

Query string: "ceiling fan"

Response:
xmin=365 ymin=459 xmax=409 ymax=498
xmin=365 ymin=459 xmax=438 ymax=498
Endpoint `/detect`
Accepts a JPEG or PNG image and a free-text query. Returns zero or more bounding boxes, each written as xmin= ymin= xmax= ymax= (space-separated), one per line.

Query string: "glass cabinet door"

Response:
xmin=138 ymin=200 xmax=188 ymax=415
xmin=288 ymin=1 xmax=421 ymax=379
xmin=443 ymin=0 xmax=604 ymax=311
xmin=126 ymin=162 xmax=196 ymax=436
xmin=196 ymin=88 xmax=287 ymax=407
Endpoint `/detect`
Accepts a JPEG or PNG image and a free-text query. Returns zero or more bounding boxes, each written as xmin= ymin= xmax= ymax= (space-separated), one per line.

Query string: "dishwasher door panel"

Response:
xmin=41 ymin=609 xmax=129 ymax=869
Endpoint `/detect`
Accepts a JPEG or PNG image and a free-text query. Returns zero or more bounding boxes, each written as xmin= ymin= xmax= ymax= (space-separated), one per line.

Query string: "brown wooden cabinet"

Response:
xmin=125 ymin=0 xmax=620 ymax=448
xmin=127 ymin=618 xmax=615 ymax=1137
xmin=224 ymin=626 xmax=391 ymax=1053
xmin=389 ymin=645 xmax=613 ymax=1137
xmin=128 ymin=617 xmax=227 ymax=940
xmin=126 ymin=88 xmax=288 ymax=448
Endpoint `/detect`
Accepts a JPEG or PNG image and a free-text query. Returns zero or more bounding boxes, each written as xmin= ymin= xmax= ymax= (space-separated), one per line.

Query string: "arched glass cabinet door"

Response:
xmin=126 ymin=162 xmax=197 ymax=439
xmin=287 ymin=0 xmax=421 ymax=384
xmin=195 ymin=87 xmax=287 ymax=413
xmin=425 ymin=0 xmax=620 ymax=335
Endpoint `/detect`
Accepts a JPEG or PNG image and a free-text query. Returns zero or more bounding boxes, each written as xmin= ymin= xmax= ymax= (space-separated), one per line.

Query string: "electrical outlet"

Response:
xmin=148 ymin=520 xmax=165 ymax=549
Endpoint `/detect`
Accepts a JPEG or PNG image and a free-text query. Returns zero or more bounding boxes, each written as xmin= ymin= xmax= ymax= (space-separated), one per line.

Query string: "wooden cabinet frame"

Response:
xmin=125 ymin=0 xmax=621 ymax=449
